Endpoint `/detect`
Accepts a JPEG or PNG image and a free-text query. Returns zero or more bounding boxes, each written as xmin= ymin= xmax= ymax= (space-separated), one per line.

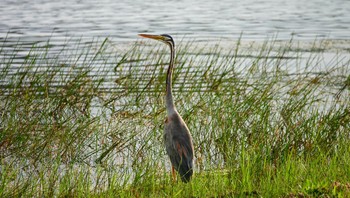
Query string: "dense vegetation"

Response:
xmin=1 ymin=37 xmax=349 ymax=197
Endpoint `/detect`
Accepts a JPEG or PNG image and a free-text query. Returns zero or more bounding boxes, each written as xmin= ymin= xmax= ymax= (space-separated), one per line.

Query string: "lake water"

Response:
xmin=1 ymin=0 xmax=349 ymax=94
xmin=1 ymin=0 xmax=350 ymax=42
xmin=1 ymin=0 xmax=349 ymax=96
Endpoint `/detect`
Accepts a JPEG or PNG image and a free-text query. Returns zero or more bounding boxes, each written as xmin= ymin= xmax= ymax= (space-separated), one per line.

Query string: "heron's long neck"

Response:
xmin=166 ymin=43 xmax=176 ymax=116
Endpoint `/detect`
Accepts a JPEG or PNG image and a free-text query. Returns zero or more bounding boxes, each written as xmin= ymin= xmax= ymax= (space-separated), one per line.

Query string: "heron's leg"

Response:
xmin=171 ymin=166 xmax=176 ymax=182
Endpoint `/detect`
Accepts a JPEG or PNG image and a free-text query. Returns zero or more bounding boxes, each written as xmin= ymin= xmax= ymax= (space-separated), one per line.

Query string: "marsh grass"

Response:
xmin=0 ymin=36 xmax=349 ymax=197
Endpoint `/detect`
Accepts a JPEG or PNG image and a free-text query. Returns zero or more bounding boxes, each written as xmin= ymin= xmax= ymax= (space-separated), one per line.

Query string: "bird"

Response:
xmin=138 ymin=34 xmax=194 ymax=183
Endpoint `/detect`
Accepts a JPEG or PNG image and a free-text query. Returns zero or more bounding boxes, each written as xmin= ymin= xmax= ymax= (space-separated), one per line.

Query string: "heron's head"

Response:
xmin=138 ymin=33 xmax=174 ymax=47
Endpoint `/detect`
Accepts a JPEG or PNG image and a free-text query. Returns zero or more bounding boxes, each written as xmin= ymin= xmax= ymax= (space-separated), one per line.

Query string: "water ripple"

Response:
xmin=0 ymin=0 xmax=349 ymax=41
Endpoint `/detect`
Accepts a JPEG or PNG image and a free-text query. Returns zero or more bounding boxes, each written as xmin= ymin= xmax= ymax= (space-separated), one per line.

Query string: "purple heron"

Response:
xmin=138 ymin=34 xmax=194 ymax=183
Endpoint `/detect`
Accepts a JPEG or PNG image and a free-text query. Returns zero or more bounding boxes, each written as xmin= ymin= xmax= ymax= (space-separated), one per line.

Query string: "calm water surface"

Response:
xmin=0 ymin=0 xmax=349 ymax=42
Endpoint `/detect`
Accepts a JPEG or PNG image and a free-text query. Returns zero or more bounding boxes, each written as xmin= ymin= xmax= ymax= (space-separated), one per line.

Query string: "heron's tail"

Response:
xmin=180 ymin=168 xmax=193 ymax=183
xmin=178 ymin=160 xmax=193 ymax=183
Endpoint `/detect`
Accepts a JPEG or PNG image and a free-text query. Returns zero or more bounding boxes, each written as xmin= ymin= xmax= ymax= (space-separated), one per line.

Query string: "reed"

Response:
xmin=0 ymin=36 xmax=349 ymax=197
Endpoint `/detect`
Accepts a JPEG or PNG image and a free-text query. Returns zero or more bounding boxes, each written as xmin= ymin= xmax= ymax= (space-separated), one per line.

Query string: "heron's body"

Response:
xmin=138 ymin=33 xmax=194 ymax=183
xmin=164 ymin=111 xmax=194 ymax=182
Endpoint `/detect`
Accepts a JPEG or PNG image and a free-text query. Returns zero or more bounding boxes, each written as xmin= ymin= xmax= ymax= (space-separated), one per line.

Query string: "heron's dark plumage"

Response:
xmin=164 ymin=113 xmax=194 ymax=183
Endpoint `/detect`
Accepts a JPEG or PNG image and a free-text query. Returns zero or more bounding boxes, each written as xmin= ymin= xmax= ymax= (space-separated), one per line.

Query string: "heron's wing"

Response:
xmin=164 ymin=113 xmax=194 ymax=182
xmin=170 ymin=135 xmax=193 ymax=182
xmin=173 ymin=135 xmax=193 ymax=161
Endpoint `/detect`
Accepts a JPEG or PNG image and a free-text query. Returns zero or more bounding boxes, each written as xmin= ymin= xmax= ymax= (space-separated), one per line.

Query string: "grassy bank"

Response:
xmin=0 ymin=36 xmax=349 ymax=197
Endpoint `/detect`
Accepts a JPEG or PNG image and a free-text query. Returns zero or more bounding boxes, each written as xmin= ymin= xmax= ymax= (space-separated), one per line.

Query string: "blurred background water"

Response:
xmin=0 ymin=0 xmax=349 ymax=42
xmin=1 ymin=0 xmax=349 ymax=91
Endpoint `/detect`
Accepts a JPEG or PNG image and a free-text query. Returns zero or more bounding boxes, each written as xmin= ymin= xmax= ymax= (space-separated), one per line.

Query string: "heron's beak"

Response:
xmin=138 ymin=34 xmax=165 ymax=41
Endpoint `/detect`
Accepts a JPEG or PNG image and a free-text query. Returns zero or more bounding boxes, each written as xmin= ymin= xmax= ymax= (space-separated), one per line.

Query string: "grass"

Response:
xmin=0 ymin=35 xmax=350 ymax=197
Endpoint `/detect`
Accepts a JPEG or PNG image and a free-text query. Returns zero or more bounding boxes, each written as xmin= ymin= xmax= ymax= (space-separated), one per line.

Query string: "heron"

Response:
xmin=138 ymin=34 xmax=194 ymax=183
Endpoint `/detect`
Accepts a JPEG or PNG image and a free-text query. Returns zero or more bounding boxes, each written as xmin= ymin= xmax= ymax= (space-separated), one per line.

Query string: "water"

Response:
xmin=0 ymin=0 xmax=350 ymax=42
xmin=0 ymin=0 xmax=349 ymax=95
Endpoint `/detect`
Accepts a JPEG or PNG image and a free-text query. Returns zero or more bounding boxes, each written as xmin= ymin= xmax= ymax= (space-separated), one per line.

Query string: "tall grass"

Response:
xmin=0 ymin=36 xmax=349 ymax=197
